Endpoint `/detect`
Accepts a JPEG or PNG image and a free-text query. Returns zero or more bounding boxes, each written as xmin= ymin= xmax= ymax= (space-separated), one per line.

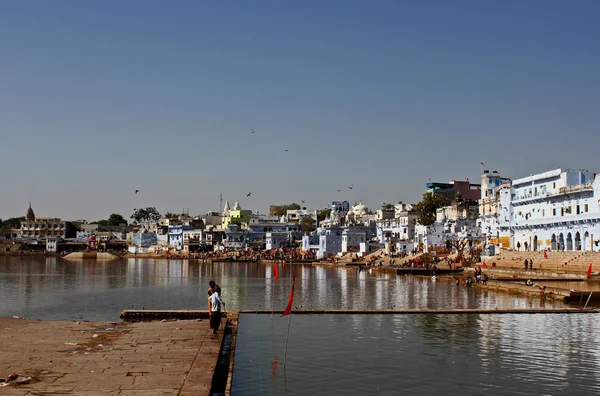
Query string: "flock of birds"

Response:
xmin=132 ymin=129 xmax=363 ymax=207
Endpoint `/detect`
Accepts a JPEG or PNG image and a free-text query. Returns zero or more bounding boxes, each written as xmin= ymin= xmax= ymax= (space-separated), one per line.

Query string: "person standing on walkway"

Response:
xmin=524 ymin=259 xmax=529 ymax=271
xmin=529 ymin=259 xmax=533 ymax=271
xmin=207 ymin=280 xmax=222 ymax=297
xmin=208 ymin=289 xmax=225 ymax=334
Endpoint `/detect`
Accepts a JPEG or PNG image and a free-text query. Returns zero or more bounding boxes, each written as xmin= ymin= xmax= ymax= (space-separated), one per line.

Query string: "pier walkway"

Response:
xmin=0 ymin=316 xmax=229 ymax=396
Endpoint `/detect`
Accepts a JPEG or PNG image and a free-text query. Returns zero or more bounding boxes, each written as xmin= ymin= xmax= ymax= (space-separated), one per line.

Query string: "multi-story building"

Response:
xmin=498 ymin=168 xmax=600 ymax=252
xmin=478 ymin=170 xmax=511 ymax=245
xmin=426 ymin=179 xmax=481 ymax=201
xmin=342 ymin=228 xmax=367 ymax=253
xmin=20 ymin=205 xmax=76 ymax=239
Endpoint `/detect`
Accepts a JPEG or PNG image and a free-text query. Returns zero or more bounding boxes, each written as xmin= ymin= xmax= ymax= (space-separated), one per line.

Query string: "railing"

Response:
xmin=559 ymin=183 xmax=593 ymax=195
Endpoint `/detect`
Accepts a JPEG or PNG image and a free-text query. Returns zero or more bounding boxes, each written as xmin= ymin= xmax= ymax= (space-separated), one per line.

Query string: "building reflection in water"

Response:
xmin=0 ymin=257 xmax=568 ymax=321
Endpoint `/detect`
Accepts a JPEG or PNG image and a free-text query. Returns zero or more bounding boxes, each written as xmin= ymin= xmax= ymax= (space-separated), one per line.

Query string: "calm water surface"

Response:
xmin=2 ymin=257 xmax=599 ymax=395
xmin=1 ymin=257 xmax=559 ymax=320
xmin=233 ymin=314 xmax=600 ymax=395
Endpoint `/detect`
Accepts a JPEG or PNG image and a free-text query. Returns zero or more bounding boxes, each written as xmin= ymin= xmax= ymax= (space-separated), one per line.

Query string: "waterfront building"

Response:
xmin=182 ymin=229 xmax=204 ymax=253
xmin=302 ymin=227 xmax=343 ymax=259
xmin=20 ymin=205 xmax=76 ymax=239
xmin=478 ymin=170 xmax=511 ymax=247
xmin=46 ymin=237 xmax=60 ymax=252
xmin=375 ymin=202 xmax=418 ymax=249
xmin=266 ymin=232 xmax=289 ymax=249
xmin=168 ymin=225 xmax=192 ymax=250
xmin=498 ymin=168 xmax=600 ymax=252
xmin=133 ymin=229 xmax=158 ymax=248
xmin=342 ymin=228 xmax=367 ymax=253
xmin=415 ymin=197 xmax=482 ymax=252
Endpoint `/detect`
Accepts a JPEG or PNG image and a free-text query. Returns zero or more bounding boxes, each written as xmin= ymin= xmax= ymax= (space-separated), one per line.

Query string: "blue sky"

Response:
xmin=1 ymin=0 xmax=599 ymax=221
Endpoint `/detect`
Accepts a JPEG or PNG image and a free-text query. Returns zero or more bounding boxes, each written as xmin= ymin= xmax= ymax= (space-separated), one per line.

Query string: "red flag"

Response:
xmin=281 ymin=277 xmax=295 ymax=317
xmin=273 ymin=262 xmax=279 ymax=280
xmin=482 ymin=261 xmax=488 ymax=268
xmin=543 ymin=250 xmax=548 ymax=259
xmin=588 ymin=264 xmax=593 ymax=277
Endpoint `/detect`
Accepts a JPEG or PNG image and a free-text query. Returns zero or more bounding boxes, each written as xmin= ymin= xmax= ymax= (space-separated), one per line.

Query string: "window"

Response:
xmin=585 ymin=204 xmax=589 ymax=212
xmin=553 ymin=209 xmax=556 ymax=216
xmin=577 ymin=205 xmax=580 ymax=215
xmin=561 ymin=208 xmax=564 ymax=216
xmin=553 ymin=182 xmax=556 ymax=189
xmin=542 ymin=209 xmax=545 ymax=217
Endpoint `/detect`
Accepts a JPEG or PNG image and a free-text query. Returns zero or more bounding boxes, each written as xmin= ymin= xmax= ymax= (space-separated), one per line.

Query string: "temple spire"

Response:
xmin=26 ymin=203 xmax=36 ymax=222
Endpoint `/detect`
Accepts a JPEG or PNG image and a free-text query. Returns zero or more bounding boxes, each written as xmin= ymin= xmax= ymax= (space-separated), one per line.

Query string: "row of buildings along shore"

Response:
xmin=3 ymin=167 xmax=600 ymax=258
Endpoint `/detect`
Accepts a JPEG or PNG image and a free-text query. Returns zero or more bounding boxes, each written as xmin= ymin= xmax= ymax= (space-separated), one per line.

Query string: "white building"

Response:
xmin=266 ymin=232 xmax=289 ymax=250
xmin=478 ymin=170 xmax=511 ymax=245
xmin=286 ymin=209 xmax=318 ymax=223
xmin=342 ymin=228 xmax=367 ymax=253
xmin=46 ymin=237 xmax=59 ymax=252
xmin=415 ymin=198 xmax=482 ymax=252
xmin=499 ymin=168 xmax=600 ymax=252
xmin=306 ymin=227 xmax=343 ymax=259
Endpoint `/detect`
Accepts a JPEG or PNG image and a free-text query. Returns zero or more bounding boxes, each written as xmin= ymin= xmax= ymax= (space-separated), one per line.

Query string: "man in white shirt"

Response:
xmin=208 ymin=291 xmax=225 ymax=334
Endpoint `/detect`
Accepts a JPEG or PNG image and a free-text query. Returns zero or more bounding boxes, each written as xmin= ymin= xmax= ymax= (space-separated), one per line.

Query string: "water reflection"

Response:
xmin=1 ymin=257 xmax=564 ymax=321
xmin=233 ymin=313 xmax=600 ymax=395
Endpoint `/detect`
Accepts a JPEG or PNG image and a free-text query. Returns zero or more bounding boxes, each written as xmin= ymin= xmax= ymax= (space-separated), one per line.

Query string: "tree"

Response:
xmin=131 ymin=207 xmax=161 ymax=224
xmin=273 ymin=203 xmax=301 ymax=217
xmin=414 ymin=192 xmax=451 ymax=226
xmin=300 ymin=216 xmax=315 ymax=235
xmin=0 ymin=216 xmax=26 ymax=231
xmin=317 ymin=208 xmax=331 ymax=222
xmin=107 ymin=213 xmax=127 ymax=226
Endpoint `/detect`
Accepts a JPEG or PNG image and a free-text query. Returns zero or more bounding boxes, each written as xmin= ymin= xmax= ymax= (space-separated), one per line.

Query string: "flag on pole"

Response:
xmin=273 ymin=262 xmax=279 ymax=280
xmin=482 ymin=261 xmax=488 ymax=268
xmin=281 ymin=277 xmax=296 ymax=317
xmin=543 ymin=250 xmax=548 ymax=259
xmin=588 ymin=264 xmax=593 ymax=277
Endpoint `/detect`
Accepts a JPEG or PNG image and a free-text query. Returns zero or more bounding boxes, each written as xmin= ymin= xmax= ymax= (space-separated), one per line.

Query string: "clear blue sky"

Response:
xmin=1 ymin=0 xmax=599 ymax=221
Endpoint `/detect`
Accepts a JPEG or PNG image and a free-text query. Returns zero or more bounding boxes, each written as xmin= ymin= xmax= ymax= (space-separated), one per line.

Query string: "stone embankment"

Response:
xmin=0 ymin=316 xmax=232 ymax=395
xmin=62 ymin=252 xmax=120 ymax=260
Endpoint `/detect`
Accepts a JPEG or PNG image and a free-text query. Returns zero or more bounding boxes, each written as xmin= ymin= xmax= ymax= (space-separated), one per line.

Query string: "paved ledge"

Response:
xmin=120 ymin=308 xmax=596 ymax=322
xmin=0 ymin=317 xmax=226 ymax=396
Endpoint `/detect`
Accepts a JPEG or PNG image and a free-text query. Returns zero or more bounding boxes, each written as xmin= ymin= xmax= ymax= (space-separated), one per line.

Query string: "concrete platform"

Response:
xmin=0 ymin=317 xmax=230 ymax=395
xmin=120 ymin=308 xmax=596 ymax=322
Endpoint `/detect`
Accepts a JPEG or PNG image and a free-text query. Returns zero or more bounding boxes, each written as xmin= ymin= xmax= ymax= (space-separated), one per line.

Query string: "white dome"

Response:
xmin=352 ymin=203 xmax=369 ymax=216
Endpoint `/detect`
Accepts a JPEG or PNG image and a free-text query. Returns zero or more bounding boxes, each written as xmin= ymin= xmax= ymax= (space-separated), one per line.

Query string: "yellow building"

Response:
xmin=221 ymin=201 xmax=252 ymax=229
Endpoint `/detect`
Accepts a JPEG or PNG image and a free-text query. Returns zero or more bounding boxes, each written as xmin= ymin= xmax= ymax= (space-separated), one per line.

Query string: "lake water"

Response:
xmin=0 ymin=256 xmax=559 ymax=321
xmin=1 ymin=257 xmax=599 ymax=395
xmin=232 ymin=313 xmax=600 ymax=395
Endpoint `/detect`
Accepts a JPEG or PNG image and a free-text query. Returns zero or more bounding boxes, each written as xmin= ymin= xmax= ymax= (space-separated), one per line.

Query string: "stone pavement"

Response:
xmin=0 ymin=316 xmax=226 ymax=395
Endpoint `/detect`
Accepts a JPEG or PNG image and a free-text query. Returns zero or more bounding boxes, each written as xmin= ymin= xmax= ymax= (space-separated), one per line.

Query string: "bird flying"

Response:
xmin=285 ymin=149 xmax=288 ymax=152
xmin=135 ymin=190 xmax=139 ymax=194
xmin=251 ymin=129 xmax=255 ymax=133
xmin=348 ymin=185 xmax=354 ymax=190
xmin=337 ymin=189 xmax=341 ymax=192
xmin=301 ymin=200 xmax=305 ymax=204
xmin=247 ymin=192 xmax=252 ymax=197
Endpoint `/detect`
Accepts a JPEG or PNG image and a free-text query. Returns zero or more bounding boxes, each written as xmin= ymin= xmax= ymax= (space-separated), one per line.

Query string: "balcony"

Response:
xmin=559 ymin=183 xmax=593 ymax=195
xmin=511 ymin=211 xmax=600 ymax=229
xmin=512 ymin=183 xmax=594 ymax=205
